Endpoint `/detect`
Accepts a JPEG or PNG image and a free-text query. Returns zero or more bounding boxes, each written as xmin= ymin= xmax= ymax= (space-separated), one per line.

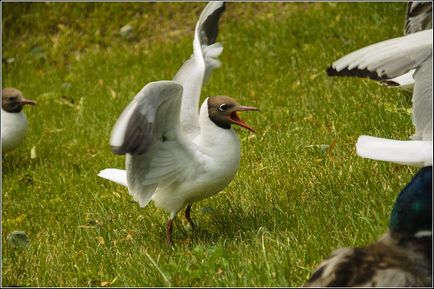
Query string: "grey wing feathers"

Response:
xmin=327 ymin=29 xmax=432 ymax=80
xmin=405 ymin=1 xmax=432 ymax=35
xmin=109 ymin=81 xmax=186 ymax=208
xmin=110 ymin=81 xmax=184 ymax=155
xmin=199 ymin=2 xmax=225 ymax=82
xmin=173 ymin=1 xmax=225 ymax=139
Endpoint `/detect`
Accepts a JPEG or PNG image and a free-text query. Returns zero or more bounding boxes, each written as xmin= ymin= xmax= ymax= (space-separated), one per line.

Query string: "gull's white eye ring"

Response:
xmin=219 ymin=104 xmax=228 ymax=111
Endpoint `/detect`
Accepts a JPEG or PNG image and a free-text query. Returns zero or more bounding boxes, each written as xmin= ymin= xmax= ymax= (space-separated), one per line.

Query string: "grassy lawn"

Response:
xmin=2 ymin=2 xmax=417 ymax=287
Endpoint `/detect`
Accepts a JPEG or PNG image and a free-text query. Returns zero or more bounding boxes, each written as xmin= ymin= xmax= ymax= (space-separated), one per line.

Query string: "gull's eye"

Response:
xmin=219 ymin=104 xmax=229 ymax=111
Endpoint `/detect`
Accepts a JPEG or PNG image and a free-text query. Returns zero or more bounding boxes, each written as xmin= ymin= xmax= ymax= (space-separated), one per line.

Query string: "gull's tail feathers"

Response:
xmin=98 ymin=168 xmax=128 ymax=187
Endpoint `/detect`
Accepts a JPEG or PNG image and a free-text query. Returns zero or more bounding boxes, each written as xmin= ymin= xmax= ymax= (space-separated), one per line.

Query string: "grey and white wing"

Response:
xmin=327 ymin=29 xmax=432 ymax=81
xmin=173 ymin=1 xmax=225 ymax=139
xmin=411 ymin=54 xmax=432 ymax=141
xmin=104 ymin=81 xmax=204 ymax=208
xmin=405 ymin=1 xmax=432 ymax=35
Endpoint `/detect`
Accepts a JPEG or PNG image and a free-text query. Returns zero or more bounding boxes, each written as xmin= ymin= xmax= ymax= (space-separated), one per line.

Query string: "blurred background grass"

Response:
xmin=2 ymin=1 xmax=416 ymax=287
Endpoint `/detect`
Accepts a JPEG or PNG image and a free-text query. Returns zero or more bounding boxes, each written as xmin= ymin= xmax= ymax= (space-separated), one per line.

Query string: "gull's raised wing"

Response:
xmin=173 ymin=1 xmax=225 ymax=139
xmin=108 ymin=81 xmax=205 ymax=207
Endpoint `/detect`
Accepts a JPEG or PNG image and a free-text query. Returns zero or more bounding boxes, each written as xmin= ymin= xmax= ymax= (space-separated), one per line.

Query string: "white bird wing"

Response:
xmin=356 ymin=135 xmax=433 ymax=167
xmin=404 ymin=1 xmax=432 ymax=35
xmin=100 ymin=81 xmax=205 ymax=208
xmin=173 ymin=1 xmax=225 ymax=140
xmin=327 ymin=29 xmax=433 ymax=81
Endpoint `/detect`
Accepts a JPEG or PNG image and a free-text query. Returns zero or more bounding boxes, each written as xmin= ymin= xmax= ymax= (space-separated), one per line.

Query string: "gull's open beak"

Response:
xmin=20 ymin=98 xmax=37 ymax=106
xmin=228 ymin=105 xmax=259 ymax=133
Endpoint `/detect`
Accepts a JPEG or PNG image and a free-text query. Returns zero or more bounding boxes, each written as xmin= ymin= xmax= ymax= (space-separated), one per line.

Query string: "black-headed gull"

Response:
xmin=326 ymin=26 xmax=432 ymax=167
xmin=1 ymin=88 xmax=36 ymax=154
xmin=98 ymin=2 xmax=259 ymax=246
xmin=304 ymin=166 xmax=432 ymax=287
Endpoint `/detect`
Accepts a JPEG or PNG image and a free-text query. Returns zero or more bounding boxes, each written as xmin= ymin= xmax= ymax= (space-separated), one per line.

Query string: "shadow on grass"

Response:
xmin=153 ymin=201 xmax=288 ymax=249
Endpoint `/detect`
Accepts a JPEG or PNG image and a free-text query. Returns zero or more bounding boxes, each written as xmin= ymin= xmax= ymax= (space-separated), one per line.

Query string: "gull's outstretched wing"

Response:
xmin=327 ymin=28 xmax=433 ymax=141
xmin=356 ymin=135 xmax=432 ymax=167
xmin=99 ymin=81 xmax=204 ymax=207
xmin=173 ymin=1 xmax=225 ymax=139
xmin=327 ymin=29 xmax=432 ymax=81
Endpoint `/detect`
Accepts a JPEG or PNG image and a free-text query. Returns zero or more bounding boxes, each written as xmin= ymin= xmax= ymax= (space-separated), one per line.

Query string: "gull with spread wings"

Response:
xmin=98 ymin=2 xmax=258 ymax=246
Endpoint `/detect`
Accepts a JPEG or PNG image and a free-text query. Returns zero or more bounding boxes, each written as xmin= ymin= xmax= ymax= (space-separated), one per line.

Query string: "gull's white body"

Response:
xmin=98 ymin=2 xmax=236 ymax=219
xmin=149 ymin=101 xmax=240 ymax=216
xmin=1 ymin=108 xmax=29 ymax=153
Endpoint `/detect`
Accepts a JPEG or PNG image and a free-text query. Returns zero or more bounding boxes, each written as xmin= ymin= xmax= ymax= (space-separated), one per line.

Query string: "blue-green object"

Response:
xmin=389 ymin=166 xmax=432 ymax=234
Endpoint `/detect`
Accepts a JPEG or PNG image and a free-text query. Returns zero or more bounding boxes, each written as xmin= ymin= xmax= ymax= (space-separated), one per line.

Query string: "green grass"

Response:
xmin=2 ymin=2 xmax=418 ymax=287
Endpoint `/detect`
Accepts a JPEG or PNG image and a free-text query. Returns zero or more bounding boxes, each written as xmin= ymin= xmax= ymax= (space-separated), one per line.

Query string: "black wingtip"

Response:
xmin=326 ymin=66 xmax=338 ymax=76
xmin=202 ymin=2 xmax=226 ymax=45
xmin=325 ymin=66 xmax=388 ymax=81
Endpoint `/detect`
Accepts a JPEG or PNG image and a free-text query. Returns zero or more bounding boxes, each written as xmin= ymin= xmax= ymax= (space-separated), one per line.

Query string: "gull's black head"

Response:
xmin=2 ymin=88 xmax=36 ymax=113
xmin=207 ymin=95 xmax=258 ymax=132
